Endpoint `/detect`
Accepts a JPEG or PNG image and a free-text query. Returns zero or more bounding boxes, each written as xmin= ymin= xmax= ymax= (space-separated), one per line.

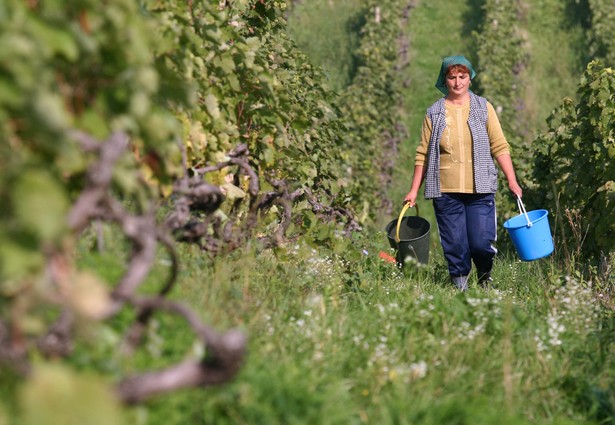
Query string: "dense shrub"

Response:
xmin=532 ymin=60 xmax=614 ymax=262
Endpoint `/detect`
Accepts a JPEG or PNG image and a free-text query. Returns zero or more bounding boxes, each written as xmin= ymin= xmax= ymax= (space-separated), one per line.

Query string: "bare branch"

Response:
xmin=121 ymin=230 xmax=180 ymax=351
xmin=0 ymin=319 xmax=30 ymax=375
xmin=195 ymin=143 xmax=259 ymax=196
xmin=116 ymin=294 xmax=246 ymax=404
xmin=68 ymin=132 xmax=130 ymax=232
xmin=116 ymin=329 xmax=246 ymax=405
xmin=37 ymin=310 xmax=74 ymax=359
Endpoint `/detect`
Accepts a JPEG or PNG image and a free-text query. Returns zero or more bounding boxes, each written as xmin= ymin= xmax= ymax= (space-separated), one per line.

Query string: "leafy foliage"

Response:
xmin=0 ymin=0 xmax=181 ymax=282
xmin=337 ymin=0 xmax=411 ymax=216
xmin=0 ymin=0 xmax=411 ymax=419
xmin=151 ymin=1 xmax=347 ymax=197
xmin=532 ymin=60 xmax=614 ymax=261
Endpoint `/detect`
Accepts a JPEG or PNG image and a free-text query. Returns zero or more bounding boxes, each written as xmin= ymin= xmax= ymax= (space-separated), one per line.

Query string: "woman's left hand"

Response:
xmin=509 ymin=180 xmax=523 ymax=198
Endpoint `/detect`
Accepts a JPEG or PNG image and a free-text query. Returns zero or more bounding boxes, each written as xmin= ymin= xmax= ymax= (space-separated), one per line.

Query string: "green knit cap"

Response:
xmin=435 ymin=55 xmax=476 ymax=95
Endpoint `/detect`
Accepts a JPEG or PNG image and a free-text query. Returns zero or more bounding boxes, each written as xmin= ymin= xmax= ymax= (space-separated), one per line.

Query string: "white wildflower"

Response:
xmin=409 ymin=361 xmax=428 ymax=379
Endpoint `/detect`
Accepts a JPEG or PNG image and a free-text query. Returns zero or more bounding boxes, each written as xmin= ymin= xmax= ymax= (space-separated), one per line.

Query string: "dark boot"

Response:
xmin=478 ymin=271 xmax=493 ymax=288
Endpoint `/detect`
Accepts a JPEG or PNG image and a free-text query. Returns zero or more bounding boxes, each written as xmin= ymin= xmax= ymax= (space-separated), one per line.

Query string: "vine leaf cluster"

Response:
xmin=0 ymin=0 xmax=412 ymax=414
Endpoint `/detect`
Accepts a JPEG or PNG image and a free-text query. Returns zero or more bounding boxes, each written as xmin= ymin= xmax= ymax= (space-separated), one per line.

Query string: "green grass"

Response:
xmin=520 ymin=0 xmax=589 ymax=138
xmin=4 ymin=219 xmax=611 ymax=424
xmin=113 ymin=231 xmax=612 ymax=425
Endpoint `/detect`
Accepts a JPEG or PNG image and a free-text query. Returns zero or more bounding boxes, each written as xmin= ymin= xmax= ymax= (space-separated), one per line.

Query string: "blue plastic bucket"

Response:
xmin=503 ymin=207 xmax=554 ymax=261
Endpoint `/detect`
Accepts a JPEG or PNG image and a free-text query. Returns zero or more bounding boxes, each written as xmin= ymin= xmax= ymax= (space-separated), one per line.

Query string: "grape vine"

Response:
xmin=532 ymin=61 xmax=614 ymax=263
xmin=0 ymin=0 xmax=411 ymax=414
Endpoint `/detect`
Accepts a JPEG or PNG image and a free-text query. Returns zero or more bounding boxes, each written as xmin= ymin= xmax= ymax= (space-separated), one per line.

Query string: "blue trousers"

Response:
xmin=433 ymin=193 xmax=497 ymax=279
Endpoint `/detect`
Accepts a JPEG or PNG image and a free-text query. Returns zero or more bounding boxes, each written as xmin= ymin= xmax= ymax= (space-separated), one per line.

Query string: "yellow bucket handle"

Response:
xmin=395 ymin=202 xmax=420 ymax=243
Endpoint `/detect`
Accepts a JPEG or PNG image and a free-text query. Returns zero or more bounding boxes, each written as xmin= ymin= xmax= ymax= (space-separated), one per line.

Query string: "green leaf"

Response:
xmin=19 ymin=363 xmax=122 ymax=425
xmin=33 ymin=92 xmax=70 ymax=132
xmin=0 ymin=238 xmax=45 ymax=285
xmin=204 ymin=94 xmax=221 ymax=120
xmin=0 ymin=402 xmax=8 ymax=425
xmin=0 ymin=78 xmax=24 ymax=108
xmin=28 ymin=17 xmax=79 ymax=61
xmin=221 ymin=182 xmax=246 ymax=200
xmin=76 ymin=110 xmax=109 ymax=140
xmin=12 ymin=171 xmax=69 ymax=243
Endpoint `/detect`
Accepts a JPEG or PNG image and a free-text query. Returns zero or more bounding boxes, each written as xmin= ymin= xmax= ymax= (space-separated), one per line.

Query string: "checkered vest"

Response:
xmin=423 ymin=91 xmax=499 ymax=199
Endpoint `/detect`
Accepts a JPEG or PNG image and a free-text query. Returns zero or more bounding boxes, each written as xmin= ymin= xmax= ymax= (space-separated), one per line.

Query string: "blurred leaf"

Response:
xmin=0 ymin=78 xmax=23 ymax=108
xmin=0 ymin=239 xmax=45 ymax=286
xmin=68 ymin=271 xmax=112 ymax=320
xmin=204 ymin=94 xmax=221 ymax=120
xmin=12 ymin=171 xmax=69 ymax=243
xmin=19 ymin=363 xmax=121 ymax=425
xmin=32 ymin=92 xmax=70 ymax=132
xmin=221 ymin=182 xmax=246 ymax=200
xmin=28 ymin=17 xmax=78 ymax=61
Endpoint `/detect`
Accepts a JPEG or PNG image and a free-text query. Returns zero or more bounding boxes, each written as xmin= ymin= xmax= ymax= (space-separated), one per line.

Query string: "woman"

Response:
xmin=404 ymin=55 xmax=522 ymax=291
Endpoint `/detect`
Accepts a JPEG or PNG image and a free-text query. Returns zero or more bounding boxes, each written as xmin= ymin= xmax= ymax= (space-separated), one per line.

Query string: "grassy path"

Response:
xmin=387 ymin=0 xmax=475 ymax=208
xmin=519 ymin=0 xmax=588 ymax=138
xmin=385 ymin=0 xmax=478 ymax=259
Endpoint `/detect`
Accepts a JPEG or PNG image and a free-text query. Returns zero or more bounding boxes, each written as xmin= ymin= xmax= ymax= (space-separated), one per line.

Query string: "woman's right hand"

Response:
xmin=404 ymin=190 xmax=417 ymax=207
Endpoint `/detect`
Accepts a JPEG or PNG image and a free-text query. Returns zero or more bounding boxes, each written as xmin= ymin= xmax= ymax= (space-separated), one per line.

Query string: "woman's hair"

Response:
xmin=446 ymin=64 xmax=471 ymax=77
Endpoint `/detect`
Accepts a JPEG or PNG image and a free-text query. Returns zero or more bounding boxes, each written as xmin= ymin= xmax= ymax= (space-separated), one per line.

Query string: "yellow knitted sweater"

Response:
xmin=415 ymin=100 xmax=510 ymax=193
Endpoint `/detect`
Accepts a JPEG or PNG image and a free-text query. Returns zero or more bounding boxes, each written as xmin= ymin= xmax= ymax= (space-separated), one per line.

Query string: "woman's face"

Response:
xmin=445 ymin=70 xmax=470 ymax=97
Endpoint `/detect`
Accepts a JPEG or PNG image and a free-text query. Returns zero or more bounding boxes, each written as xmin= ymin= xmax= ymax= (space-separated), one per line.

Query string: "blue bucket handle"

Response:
xmin=516 ymin=196 xmax=532 ymax=228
